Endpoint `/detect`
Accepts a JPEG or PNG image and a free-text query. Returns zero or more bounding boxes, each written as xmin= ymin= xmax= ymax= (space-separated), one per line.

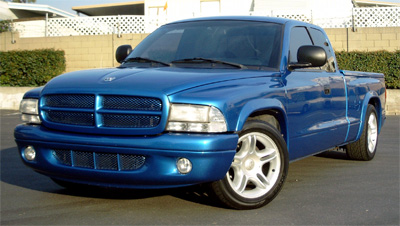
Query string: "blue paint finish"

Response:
xmin=341 ymin=71 xmax=351 ymax=142
xmin=15 ymin=16 xmax=386 ymax=189
xmin=23 ymin=87 xmax=43 ymax=99
xmin=167 ymin=74 xmax=286 ymax=132
xmin=341 ymin=70 xmax=386 ymax=142
xmin=15 ymin=125 xmax=237 ymax=188
xmin=234 ymin=98 xmax=286 ymax=132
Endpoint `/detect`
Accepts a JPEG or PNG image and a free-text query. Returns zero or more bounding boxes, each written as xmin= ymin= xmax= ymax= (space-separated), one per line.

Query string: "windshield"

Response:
xmin=125 ymin=20 xmax=283 ymax=70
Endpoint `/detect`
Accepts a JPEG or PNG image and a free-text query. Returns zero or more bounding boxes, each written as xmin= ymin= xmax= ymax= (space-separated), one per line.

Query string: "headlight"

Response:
xmin=166 ymin=104 xmax=227 ymax=133
xmin=20 ymin=99 xmax=41 ymax=124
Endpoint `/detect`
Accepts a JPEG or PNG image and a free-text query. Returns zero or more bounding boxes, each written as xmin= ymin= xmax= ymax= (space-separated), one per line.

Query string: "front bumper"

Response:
xmin=14 ymin=124 xmax=238 ymax=189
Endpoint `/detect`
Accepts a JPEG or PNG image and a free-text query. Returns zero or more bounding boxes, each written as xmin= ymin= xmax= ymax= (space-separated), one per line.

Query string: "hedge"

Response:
xmin=336 ymin=50 xmax=400 ymax=89
xmin=0 ymin=49 xmax=65 ymax=87
xmin=0 ymin=49 xmax=398 ymax=89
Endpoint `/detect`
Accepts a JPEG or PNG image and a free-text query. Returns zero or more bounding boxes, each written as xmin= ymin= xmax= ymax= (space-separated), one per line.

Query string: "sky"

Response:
xmin=28 ymin=0 xmax=400 ymax=15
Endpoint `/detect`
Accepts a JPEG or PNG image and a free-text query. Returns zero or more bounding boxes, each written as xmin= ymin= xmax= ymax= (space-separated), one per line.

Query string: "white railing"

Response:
xmin=12 ymin=7 xmax=400 ymax=38
xmin=258 ymin=7 xmax=400 ymax=28
xmin=353 ymin=7 xmax=399 ymax=27
xmin=47 ymin=15 xmax=146 ymax=36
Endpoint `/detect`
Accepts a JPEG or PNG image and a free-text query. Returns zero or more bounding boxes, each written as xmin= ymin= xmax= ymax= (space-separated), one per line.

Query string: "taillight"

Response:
xmin=385 ymin=88 xmax=387 ymax=102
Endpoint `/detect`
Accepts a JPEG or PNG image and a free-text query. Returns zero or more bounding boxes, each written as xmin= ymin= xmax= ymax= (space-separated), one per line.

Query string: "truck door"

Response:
xmin=308 ymin=27 xmax=347 ymax=144
xmin=285 ymin=26 xmax=347 ymax=160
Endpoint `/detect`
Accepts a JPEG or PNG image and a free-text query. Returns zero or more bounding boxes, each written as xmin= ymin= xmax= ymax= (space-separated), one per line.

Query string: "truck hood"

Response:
xmin=42 ymin=67 xmax=279 ymax=96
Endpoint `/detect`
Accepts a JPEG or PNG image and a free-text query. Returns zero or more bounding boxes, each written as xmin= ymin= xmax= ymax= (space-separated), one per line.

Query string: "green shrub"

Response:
xmin=0 ymin=20 xmax=11 ymax=33
xmin=0 ymin=49 xmax=66 ymax=87
xmin=336 ymin=50 xmax=400 ymax=89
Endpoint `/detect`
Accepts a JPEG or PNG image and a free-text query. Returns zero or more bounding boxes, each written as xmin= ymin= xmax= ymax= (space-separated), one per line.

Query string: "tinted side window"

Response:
xmin=289 ymin=27 xmax=312 ymax=63
xmin=309 ymin=28 xmax=336 ymax=72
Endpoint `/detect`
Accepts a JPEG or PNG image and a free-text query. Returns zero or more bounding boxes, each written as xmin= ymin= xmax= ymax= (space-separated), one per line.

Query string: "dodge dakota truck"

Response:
xmin=15 ymin=16 xmax=386 ymax=209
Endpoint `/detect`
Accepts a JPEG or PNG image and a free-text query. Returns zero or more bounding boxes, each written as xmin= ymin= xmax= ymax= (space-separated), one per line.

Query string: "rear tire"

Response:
xmin=210 ymin=120 xmax=289 ymax=210
xmin=346 ymin=104 xmax=379 ymax=161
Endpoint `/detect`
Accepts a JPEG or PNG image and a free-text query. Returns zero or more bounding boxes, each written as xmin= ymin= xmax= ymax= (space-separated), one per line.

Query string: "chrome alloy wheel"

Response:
xmin=367 ymin=113 xmax=378 ymax=154
xmin=227 ymin=132 xmax=281 ymax=199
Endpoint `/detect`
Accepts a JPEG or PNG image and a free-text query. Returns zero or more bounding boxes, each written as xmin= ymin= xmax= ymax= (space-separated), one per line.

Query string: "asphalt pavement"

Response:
xmin=1 ymin=110 xmax=399 ymax=225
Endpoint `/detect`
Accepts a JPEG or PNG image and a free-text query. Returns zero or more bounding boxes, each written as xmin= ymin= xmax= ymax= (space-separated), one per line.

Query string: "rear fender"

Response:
xmin=355 ymin=91 xmax=383 ymax=141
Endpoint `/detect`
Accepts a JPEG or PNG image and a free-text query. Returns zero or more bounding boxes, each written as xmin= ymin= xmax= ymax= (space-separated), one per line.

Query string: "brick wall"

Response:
xmin=0 ymin=32 xmax=148 ymax=73
xmin=1 ymin=27 xmax=398 ymax=73
xmin=325 ymin=27 xmax=400 ymax=52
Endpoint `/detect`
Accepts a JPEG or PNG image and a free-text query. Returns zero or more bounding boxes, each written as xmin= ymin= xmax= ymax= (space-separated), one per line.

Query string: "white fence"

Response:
xmin=264 ymin=7 xmax=400 ymax=28
xmin=48 ymin=16 xmax=145 ymax=36
xmin=354 ymin=7 xmax=399 ymax=27
xmin=12 ymin=7 xmax=400 ymax=38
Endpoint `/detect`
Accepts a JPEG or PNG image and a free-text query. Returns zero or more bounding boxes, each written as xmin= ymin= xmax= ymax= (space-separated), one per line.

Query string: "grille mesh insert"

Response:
xmin=52 ymin=149 xmax=72 ymax=166
xmin=101 ymin=114 xmax=160 ymax=128
xmin=73 ymin=151 xmax=94 ymax=168
xmin=96 ymin=153 xmax=118 ymax=170
xmin=102 ymin=96 xmax=162 ymax=111
xmin=44 ymin=94 xmax=95 ymax=108
xmin=119 ymin=154 xmax=146 ymax=170
xmin=41 ymin=94 xmax=162 ymax=130
xmin=44 ymin=111 xmax=94 ymax=126
xmin=52 ymin=149 xmax=145 ymax=171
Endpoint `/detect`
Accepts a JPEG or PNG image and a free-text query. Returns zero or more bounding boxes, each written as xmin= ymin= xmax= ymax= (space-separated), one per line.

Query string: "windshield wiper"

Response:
xmin=171 ymin=58 xmax=247 ymax=69
xmin=124 ymin=57 xmax=171 ymax=67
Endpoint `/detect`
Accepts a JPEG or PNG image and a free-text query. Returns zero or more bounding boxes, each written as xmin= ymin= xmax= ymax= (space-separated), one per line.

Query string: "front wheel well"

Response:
xmin=247 ymin=110 xmax=287 ymax=142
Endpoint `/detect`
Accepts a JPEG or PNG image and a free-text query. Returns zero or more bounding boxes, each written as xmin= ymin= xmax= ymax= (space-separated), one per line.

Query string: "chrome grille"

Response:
xmin=41 ymin=94 xmax=163 ymax=131
xmin=52 ymin=149 xmax=146 ymax=171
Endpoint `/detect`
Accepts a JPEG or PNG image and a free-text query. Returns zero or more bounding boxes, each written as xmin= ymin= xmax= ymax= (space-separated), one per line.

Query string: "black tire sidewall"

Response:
xmin=363 ymin=105 xmax=378 ymax=160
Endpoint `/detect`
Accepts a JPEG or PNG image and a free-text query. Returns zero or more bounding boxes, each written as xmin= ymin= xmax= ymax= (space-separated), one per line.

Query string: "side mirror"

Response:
xmin=115 ymin=45 xmax=132 ymax=63
xmin=289 ymin=45 xmax=327 ymax=69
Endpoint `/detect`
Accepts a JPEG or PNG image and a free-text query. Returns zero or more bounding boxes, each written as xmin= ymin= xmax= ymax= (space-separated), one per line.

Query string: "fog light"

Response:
xmin=23 ymin=146 xmax=36 ymax=161
xmin=177 ymin=158 xmax=192 ymax=174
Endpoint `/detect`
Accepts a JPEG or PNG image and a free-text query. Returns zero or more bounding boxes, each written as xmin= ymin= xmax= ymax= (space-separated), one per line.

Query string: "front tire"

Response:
xmin=210 ymin=120 xmax=289 ymax=209
xmin=346 ymin=104 xmax=379 ymax=161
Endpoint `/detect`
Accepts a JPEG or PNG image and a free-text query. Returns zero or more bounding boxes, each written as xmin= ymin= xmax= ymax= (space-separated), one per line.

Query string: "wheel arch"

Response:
xmin=355 ymin=91 xmax=383 ymax=141
xmin=234 ymin=99 xmax=288 ymax=145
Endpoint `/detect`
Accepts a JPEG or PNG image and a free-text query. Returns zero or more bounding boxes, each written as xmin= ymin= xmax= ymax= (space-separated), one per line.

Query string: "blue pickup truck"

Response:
xmin=15 ymin=16 xmax=386 ymax=209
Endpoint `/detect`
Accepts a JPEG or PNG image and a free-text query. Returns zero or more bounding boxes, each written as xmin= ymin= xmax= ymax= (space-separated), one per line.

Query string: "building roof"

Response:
xmin=72 ymin=1 xmax=144 ymax=16
xmin=353 ymin=0 xmax=400 ymax=7
xmin=5 ymin=2 xmax=76 ymax=19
